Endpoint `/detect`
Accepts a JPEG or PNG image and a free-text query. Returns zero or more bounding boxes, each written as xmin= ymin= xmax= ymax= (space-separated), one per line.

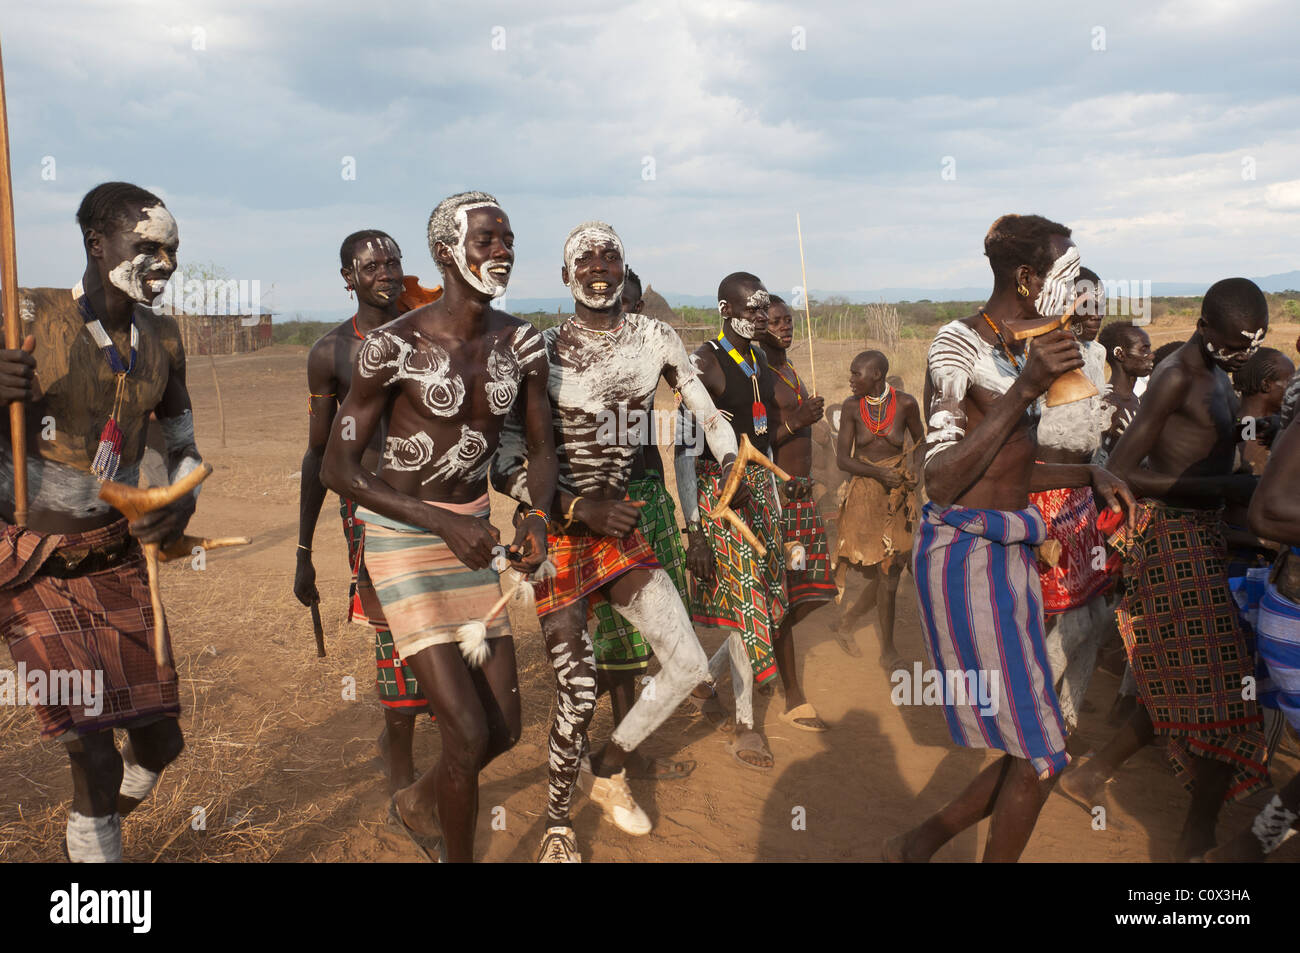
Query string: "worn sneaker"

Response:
xmin=585 ymin=769 xmax=652 ymax=836
xmin=537 ymin=826 xmax=582 ymax=863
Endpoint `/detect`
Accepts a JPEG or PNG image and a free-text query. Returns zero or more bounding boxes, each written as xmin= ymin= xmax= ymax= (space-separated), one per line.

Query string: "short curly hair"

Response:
xmin=76 ymin=181 xmax=165 ymax=239
xmin=984 ymin=214 xmax=1072 ymax=284
xmin=426 ymin=191 xmax=501 ymax=274
xmin=1097 ymin=320 xmax=1146 ymax=361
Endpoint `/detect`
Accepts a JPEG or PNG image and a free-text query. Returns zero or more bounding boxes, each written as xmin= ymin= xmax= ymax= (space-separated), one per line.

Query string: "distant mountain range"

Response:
xmin=278 ymin=270 xmax=1300 ymax=322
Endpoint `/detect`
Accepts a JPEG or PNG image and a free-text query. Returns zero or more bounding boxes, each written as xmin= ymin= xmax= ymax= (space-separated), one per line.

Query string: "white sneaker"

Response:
xmin=586 ymin=769 xmax=652 ymax=836
xmin=537 ymin=826 xmax=582 ymax=863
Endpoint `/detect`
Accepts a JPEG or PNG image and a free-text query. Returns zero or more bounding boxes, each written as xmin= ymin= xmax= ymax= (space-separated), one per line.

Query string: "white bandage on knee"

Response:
xmin=1251 ymin=795 xmax=1299 ymax=855
xmin=67 ymin=811 xmax=123 ymax=863
xmin=118 ymin=761 xmax=160 ymax=801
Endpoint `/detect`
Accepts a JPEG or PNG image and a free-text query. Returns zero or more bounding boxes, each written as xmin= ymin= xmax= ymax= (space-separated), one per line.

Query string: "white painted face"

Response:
xmin=564 ymin=224 xmax=625 ymax=309
xmin=1033 ymin=245 xmax=1081 ymax=319
xmin=450 ymin=202 xmax=510 ymax=298
xmin=1204 ymin=325 xmax=1266 ymax=371
xmin=352 ymin=237 xmax=403 ymax=302
xmin=726 ymin=287 xmax=769 ymax=339
xmin=107 ymin=205 xmax=178 ymax=303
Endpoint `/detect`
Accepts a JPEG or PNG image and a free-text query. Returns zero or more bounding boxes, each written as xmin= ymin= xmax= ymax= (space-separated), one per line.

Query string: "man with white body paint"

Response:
xmin=295 ymin=230 xmax=443 ymax=795
xmin=322 ymin=191 xmax=557 ymax=863
xmin=0 ymin=182 xmax=201 ymax=862
xmin=491 ymin=221 xmax=731 ymax=863
xmin=886 ymin=214 xmax=1133 ymax=863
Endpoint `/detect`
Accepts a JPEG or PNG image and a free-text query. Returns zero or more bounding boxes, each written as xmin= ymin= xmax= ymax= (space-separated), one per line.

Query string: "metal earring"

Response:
xmin=1017 ymin=284 xmax=1029 ymax=297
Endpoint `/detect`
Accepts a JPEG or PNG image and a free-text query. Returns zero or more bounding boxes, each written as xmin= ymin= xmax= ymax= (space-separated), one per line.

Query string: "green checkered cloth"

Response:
xmin=590 ymin=477 xmax=689 ymax=672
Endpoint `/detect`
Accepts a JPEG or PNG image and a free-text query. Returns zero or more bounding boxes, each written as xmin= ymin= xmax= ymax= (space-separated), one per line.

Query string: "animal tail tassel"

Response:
xmin=455 ymin=557 xmax=556 ymax=667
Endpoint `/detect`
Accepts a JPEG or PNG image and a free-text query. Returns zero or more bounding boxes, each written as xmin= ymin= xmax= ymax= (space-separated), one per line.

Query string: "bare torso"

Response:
xmin=356 ymin=304 xmax=546 ymax=503
xmin=0 ymin=286 xmax=185 ymax=533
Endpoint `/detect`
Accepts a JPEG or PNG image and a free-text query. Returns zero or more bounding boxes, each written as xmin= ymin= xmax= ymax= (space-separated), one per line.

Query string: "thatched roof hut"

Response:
xmin=639 ymin=285 xmax=679 ymax=324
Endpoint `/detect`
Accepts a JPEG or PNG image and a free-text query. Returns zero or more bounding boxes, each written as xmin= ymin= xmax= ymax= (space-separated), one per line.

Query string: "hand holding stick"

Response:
xmin=97 ymin=463 xmax=251 ymax=668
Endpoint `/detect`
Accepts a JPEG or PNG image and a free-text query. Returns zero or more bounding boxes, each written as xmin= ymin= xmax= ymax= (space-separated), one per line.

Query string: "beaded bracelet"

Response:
xmin=520 ymin=507 xmax=551 ymax=530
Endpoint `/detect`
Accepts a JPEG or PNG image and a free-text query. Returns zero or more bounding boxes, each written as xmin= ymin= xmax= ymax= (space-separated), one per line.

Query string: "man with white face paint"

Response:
xmin=887 ymin=214 xmax=1134 ymax=863
xmin=295 ymin=229 xmax=443 ymax=795
xmin=491 ymin=221 xmax=732 ymax=863
xmin=1028 ymin=266 xmax=1120 ymax=740
xmin=322 ymin=191 xmax=557 ymax=863
xmin=0 ymin=182 xmax=202 ymax=862
xmin=679 ymin=272 xmax=810 ymax=771
xmin=1060 ymin=277 xmax=1272 ymax=861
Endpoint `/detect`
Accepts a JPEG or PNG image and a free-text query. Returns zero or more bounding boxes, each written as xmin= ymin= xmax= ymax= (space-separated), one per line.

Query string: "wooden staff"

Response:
xmin=0 ymin=36 xmax=26 ymax=526
xmin=209 ymin=353 xmax=226 ymax=447
xmin=795 ymin=213 xmax=818 ymax=396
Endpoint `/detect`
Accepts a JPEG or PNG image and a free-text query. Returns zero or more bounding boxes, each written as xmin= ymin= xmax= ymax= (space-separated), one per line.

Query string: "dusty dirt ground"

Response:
xmin=2 ymin=326 xmax=1299 ymax=864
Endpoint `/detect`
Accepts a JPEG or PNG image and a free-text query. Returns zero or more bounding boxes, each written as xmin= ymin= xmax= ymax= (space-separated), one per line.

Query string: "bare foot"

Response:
xmin=392 ymin=783 xmax=441 ymax=840
xmin=882 ymin=830 xmax=928 ymax=863
xmin=1057 ymin=757 xmax=1109 ymax=815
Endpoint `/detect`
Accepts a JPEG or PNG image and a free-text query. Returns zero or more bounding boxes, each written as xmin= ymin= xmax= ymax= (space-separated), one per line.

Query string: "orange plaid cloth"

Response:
xmin=532 ymin=530 xmax=659 ymax=617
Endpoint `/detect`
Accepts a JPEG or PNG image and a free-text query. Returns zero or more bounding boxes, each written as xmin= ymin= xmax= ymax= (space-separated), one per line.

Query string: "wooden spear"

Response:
xmin=795 ymin=213 xmax=818 ymax=396
xmin=0 ymin=36 xmax=27 ymax=525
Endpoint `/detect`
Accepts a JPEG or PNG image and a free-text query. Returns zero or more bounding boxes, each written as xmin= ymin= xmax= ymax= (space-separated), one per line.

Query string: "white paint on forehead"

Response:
xmin=454 ymin=202 xmax=502 ymax=241
xmin=744 ymin=289 xmax=770 ymax=310
xmin=359 ymin=237 xmax=399 ymax=259
xmin=563 ymin=223 xmax=623 ymax=266
xmin=450 ymin=201 xmax=509 ymax=298
xmin=133 ymin=204 xmax=177 ymax=243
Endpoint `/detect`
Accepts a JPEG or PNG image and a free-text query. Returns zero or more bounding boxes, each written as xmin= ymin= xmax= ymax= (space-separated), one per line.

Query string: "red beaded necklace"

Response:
xmin=860 ymin=386 xmax=896 ymax=435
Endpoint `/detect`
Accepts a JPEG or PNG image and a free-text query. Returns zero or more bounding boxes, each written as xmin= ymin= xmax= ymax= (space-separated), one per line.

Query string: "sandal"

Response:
xmin=686 ymin=689 xmax=734 ymax=733
xmin=781 ymin=702 xmax=828 ymax=732
xmin=833 ymin=629 xmax=863 ymax=658
xmin=727 ymin=729 xmax=774 ymax=771
xmin=389 ymin=795 xmax=447 ymax=863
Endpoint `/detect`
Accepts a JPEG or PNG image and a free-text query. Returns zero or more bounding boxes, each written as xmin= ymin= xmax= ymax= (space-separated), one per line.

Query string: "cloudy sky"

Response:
xmin=5 ymin=0 xmax=1298 ymax=313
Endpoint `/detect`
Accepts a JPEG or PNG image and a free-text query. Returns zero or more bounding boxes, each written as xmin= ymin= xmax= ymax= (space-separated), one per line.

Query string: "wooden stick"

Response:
xmin=309 ymin=600 xmax=325 ymax=658
xmin=98 ymin=464 xmax=214 ymax=669
xmin=0 ymin=37 xmax=26 ymax=526
xmin=795 ymin=213 xmax=818 ymax=396
xmin=209 ymin=354 xmax=226 ymax=448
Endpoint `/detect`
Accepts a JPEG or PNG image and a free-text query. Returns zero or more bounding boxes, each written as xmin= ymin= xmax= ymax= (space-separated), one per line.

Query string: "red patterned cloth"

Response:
xmin=1028 ymin=485 xmax=1113 ymax=615
xmin=782 ymin=483 xmax=836 ymax=609
xmin=532 ymin=529 xmax=659 ymax=617
xmin=1106 ymin=502 xmax=1269 ymax=802
xmin=0 ymin=520 xmax=180 ymax=739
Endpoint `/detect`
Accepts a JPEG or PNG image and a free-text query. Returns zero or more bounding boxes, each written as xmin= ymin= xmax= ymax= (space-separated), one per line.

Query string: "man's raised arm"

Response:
xmin=924 ymin=326 xmax=1079 ymax=505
